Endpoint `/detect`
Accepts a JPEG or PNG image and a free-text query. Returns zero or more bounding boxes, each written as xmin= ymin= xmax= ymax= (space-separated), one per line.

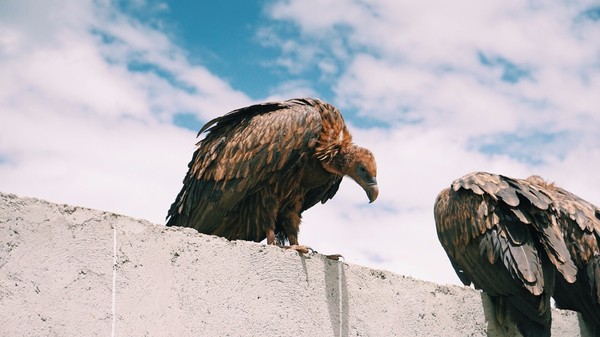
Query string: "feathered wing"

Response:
xmin=550 ymin=185 xmax=600 ymax=326
xmin=166 ymin=98 xmax=342 ymax=242
xmin=434 ymin=172 xmax=577 ymax=337
xmin=434 ymin=184 xmax=546 ymax=295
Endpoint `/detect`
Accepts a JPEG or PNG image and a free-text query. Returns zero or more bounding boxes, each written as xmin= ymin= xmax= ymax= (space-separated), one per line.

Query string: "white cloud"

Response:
xmin=263 ymin=0 xmax=600 ymax=165
xmin=0 ymin=0 xmax=251 ymax=222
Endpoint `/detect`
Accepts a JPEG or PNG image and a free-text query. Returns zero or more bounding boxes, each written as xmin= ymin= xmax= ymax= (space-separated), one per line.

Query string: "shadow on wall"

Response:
xmin=481 ymin=293 xmax=522 ymax=337
xmin=576 ymin=315 xmax=599 ymax=337
xmin=324 ymin=259 xmax=349 ymax=337
xmin=299 ymin=255 xmax=350 ymax=337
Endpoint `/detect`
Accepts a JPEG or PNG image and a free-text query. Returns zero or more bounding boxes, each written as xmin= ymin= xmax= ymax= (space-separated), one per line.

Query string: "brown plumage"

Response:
xmin=527 ymin=176 xmax=600 ymax=333
xmin=434 ymin=172 xmax=577 ymax=337
xmin=166 ymin=97 xmax=378 ymax=251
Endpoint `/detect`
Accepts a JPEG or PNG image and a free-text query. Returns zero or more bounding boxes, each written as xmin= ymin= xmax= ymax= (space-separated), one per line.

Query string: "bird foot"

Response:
xmin=324 ymin=254 xmax=344 ymax=261
xmin=280 ymin=245 xmax=343 ymax=260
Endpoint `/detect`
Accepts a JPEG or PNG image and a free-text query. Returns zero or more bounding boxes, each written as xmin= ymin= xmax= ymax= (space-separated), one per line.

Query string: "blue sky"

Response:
xmin=150 ymin=1 xmax=278 ymax=98
xmin=120 ymin=0 xmax=337 ymax=102
xmin=1 ymin=0 xmax=599 ymax=286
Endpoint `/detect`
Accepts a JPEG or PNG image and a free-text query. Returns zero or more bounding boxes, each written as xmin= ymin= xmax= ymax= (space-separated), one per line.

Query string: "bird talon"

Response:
xmin=284 ymin=244 xmax=311 ymax=255
xmin=325 ymin=254 xmax=344 ymax=261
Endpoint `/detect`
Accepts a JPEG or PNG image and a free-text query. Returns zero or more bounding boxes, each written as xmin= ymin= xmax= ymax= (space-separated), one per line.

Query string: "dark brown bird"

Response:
xmin=434 ymin=172 xmax=577 ymax=337
xmin=166 ymin=98 xmax=378 ymax=254
xmin=527 ymin=176 xmax=600 ymax=334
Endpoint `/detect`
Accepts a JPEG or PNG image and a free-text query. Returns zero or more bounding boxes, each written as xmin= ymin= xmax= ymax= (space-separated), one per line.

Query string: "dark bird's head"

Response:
xmin=326 ymin=146 xmax=378 ymax=203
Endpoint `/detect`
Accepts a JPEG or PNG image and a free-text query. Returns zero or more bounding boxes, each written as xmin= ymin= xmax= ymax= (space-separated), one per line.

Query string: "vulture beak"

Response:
xmin=365 ymin=177 xmax=378 ymax=203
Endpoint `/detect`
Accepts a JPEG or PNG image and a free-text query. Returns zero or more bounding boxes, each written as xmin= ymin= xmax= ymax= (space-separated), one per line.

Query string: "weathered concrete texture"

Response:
xmin=0 ymin=192 xmax=592 ymax=336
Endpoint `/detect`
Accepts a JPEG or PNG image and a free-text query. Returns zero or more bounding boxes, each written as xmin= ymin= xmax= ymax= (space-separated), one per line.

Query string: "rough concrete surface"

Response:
xmin=0 ymin=192 xmax=592 ymax=336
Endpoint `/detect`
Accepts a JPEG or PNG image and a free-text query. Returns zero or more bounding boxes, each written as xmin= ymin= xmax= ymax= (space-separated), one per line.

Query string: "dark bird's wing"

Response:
xmin=551 ymin=186 xmax=600 ymax=326
xmin=434 ymin=171 xmax=577 ymax=336
xmin=166 ymin=98 xmax=341 ymax=241
xmin=436 ymin=172 xmax=576 ymax=288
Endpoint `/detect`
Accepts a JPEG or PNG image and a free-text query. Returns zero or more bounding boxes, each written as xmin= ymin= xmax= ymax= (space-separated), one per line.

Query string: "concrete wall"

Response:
xmin=0 ymin=192 xmax=592 ymax=336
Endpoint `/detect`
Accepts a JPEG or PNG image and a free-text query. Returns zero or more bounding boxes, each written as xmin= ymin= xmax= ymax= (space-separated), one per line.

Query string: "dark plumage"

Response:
xmin=166 ymin=97 xmax=378 ymax=252
xmin=434 ymin=172 xmax=577 ymax=337
xmin=527 ymin=176 xmax=600 ymax=334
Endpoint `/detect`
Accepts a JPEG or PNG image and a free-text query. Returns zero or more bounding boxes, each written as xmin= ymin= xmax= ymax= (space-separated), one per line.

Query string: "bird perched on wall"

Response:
xmin=434 ymin=172 xmax=577 ymax=337
xmin=527 ymin=176 xmax=600 ymax=334
xmin=166 ymin=97 xmax=378 ymax=255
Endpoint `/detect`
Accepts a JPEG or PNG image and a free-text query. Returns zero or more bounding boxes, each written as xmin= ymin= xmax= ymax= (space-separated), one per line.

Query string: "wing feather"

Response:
xmin=166 ymin=98 xmax=326 ymax=235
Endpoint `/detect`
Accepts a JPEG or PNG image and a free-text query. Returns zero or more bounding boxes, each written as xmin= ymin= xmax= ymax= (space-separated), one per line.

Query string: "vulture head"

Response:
xmin=324 ymin=145 xmax=378 ymax=203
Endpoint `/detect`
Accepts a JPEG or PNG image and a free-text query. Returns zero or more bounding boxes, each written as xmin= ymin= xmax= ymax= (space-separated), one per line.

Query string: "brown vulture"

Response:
xmin=434 ymin=171 xmax=577 ymax=337
xmin=166 ymin=97 xmax=378 ymax=254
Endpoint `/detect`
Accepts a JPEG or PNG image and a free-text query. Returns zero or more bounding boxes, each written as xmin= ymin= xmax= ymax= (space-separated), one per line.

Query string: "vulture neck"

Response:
xmin=322 ymin=145 xmax=359 ymax=176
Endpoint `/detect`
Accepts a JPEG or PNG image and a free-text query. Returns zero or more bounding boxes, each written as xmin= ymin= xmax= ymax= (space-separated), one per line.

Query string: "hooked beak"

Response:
xmin=365 ymin=177 xmax=378 ymax=203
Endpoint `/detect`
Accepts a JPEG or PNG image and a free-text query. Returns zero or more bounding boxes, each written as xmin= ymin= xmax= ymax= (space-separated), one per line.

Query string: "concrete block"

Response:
xmin=0 ymin=193 xmax=591 ymax=336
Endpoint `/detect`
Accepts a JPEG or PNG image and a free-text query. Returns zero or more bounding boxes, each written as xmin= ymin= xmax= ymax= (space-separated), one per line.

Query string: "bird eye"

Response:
xmin=358 ymin=165 xmax=367 ymax=174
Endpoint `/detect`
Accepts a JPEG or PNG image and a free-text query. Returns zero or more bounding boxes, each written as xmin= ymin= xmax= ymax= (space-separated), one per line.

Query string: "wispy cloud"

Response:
xmin=264 ymin=0 xmax=600 ymax=133
xmin=263 ymin=0 xmax=600 ymax=160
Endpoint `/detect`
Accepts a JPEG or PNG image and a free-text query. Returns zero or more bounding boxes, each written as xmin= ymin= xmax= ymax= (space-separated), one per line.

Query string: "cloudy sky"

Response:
xmin=1 ymin=0 xmax=599 ymax=285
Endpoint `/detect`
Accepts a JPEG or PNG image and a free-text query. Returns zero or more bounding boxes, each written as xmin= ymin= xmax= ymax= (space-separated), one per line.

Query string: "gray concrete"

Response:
xmin=0 ymin=192 xmax=591 ymax=336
